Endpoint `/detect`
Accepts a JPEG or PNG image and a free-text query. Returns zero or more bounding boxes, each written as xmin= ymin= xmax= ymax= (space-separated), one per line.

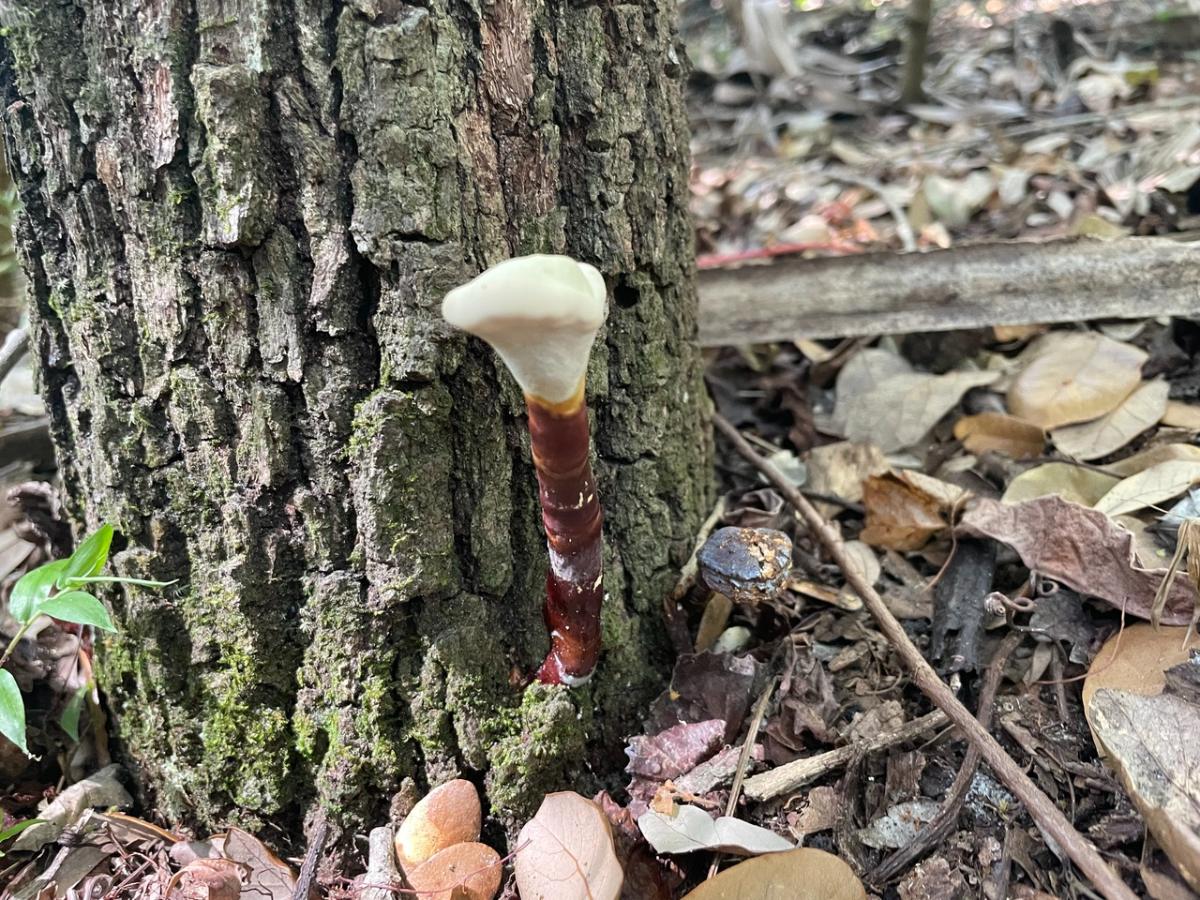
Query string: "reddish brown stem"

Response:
xmin=527 ymin=398 xmax=604 ymax=685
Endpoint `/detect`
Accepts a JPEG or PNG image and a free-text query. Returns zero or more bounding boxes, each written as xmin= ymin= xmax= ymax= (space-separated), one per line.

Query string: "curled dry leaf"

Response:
xmin=394 ymin=779 xmax=482 ymax=874
xmin=1008 ymin=333 xmax=1146 ymax=429
xmin=680 ymin=848 xmax=867 ymax=900
xmin=803 ymin=441 xmax=889 ymax=517
xmin=1050 ymin=379 xmax=1169 ymax=461
xmin=1089 ymin=690 xmax=1200 ymax=891
xmin=515 ymin=792 xmax=623 ymax=900
xmin=406 ymin=842 xmax=502 ymax=900
xmin=959 ymin=496 xmax=1198 ymax=624
xmin=1002 ymin=462 xmax=1119 ymax=507
xmin=860 ymin=473 xmax=948 ymax=551
xmin=1106 ymin=443 xmax=1200 ymax=477
xmin=1094 ymin=460 xmax=1200 ymax=517
xmin=1082 ymin=624 xmax=1200 ymax=737
xmin=638 ymin=805 xmax=793 ymax=857
xmin=953 ymin=412 xmax=1046 ymax=459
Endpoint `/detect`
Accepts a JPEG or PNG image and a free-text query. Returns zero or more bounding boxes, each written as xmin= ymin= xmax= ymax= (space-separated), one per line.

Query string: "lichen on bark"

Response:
xmin=0 ymin=0 xmax=712 ymax=843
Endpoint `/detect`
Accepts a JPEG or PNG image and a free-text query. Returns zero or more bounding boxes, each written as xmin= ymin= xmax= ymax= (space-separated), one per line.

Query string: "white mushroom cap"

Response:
xmin=442 ymin=255 xmax=607 ymax=406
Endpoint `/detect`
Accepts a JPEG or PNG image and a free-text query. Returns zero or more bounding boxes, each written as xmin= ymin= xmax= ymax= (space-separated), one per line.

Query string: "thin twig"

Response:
xmin=0 ymin=327 xmax=27 ymax=390
xmin=713 ymin=413 xmax=1137 ymax=900
xmin=706 ymin=678 xmax=777 ymax=881
xmin=868 ymin=630 xmax=1024 ymax=884
xmin=742 ymin=708 xmax=949 ymax=800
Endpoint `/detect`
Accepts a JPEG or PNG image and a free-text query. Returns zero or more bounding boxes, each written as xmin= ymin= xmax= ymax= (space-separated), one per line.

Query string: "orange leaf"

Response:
xmin=859 ymin=474 xmax=947 ymax=551
xmin=953 ymin=412 xmax=1045 ymax=459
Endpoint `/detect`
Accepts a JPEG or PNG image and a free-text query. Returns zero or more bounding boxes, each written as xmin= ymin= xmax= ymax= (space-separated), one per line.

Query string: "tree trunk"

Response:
xmin=0 ymin=0 xmax=711 ymax=840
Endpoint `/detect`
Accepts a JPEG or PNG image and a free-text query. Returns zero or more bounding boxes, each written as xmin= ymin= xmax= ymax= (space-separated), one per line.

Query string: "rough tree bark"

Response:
xmin=0 ymin=0 xmax=711 ymax=840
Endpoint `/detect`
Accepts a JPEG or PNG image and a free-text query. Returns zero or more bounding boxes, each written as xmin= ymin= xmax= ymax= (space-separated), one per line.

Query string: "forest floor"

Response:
xmin=3 ymin=1 xmax=1200 ymax=899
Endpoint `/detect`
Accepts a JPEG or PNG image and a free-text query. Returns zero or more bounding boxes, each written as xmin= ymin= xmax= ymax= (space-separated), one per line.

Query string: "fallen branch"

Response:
xmin=697 ymin=236 xmax=1200 ymax=344
xmin=713 ymin=413 xmax=1138 ymax=900
xmin=742 ymin=708 xmax=949 ymax=801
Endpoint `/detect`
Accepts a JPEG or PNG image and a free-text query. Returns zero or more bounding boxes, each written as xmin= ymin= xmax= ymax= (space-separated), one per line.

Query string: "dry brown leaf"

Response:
xmin=1162 ymin=401 xmax=1200 ymax=431
xmin=839 ymin=370 xmax=1000 ymax=452
xmin=1082 ymin=624 xmax=1199 ymax=728
xmin=894 ymin=470 xmax=968 ymax=508
xmin=219 ymin=828 xmax=297 ymax=900
xmin=515 ymin=792 xmax=623 ymax=900
xmin=1008 ymin=333 xmax=1146 ymax=429
xmin=1002 ymin=463 xmax=1119 ymax=506
xmin=395 ymin=780 xmax=482 ymax=874
xmin=953 ymin=412 xmax=1045 ymax=459
xmin=959 ymin=496 xmax=1199 ymax=624
xmin=1106 ymin=443 xmax=1200 ymax=477
xmin=1051 ymin=380 xmax=1170 ymax=461
xmin=170 ymin=859 xmax=242 ymax=900
xmin=1095 ymin=461 xmax=1200 ymax=517
xmin=831 ymin=350 xmax=913 ymax=432
xmin=1089 ymin=691 xmax=1200 ymax=890
xmin=860 ymin=474 xmax=947 ymax=552
xmin=406 ymin=842 xmax=502 ymax=900
xmin=680 ymin=848 xmax=867 ymax=900
xmin=804 ymin=442 xmax=890 ymax=516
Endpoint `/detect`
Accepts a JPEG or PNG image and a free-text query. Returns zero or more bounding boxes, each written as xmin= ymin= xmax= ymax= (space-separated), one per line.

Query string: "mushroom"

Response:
xmin=442 ymin=255 xmax=607 ymax=686
xmin=697 ymin=526 xmax=793 ymax=604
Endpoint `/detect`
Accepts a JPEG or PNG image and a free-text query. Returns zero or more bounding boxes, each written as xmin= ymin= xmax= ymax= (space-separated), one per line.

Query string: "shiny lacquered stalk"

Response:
xmin=527 ymin=392 xmax=604 ymax=685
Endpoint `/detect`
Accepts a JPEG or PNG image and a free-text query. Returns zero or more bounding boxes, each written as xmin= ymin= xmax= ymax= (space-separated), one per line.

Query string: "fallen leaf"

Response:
xmin=1002 ymin=463 xmax=1119 ymax=506
xmin=395 ymin=779 xmax=482 ymax=874
xmin=897 ymin=856 xmax=968 ymax=900
xmin=860 ymin=474 xmax=947 ymax=551
xmin=406 ymin=842 xmax=502 ymax=900
xmin=1082 ymin=624 xmax=1199 ymax=730
xmin=1162 ymin=401 xmax=1200 ymax=431
xmin=594 ymin=792 xmax=678 ymax=900
xmin=895 ymin=470 xmax=968 ymax=508
xmin=804 ymin=442 xmax=890 ymax=517
xmin=638 ymin=805 xmax=793 ymax=856
xmin=13 ymin=764 xmax=133 ymax=851
xmin=831 ymin=349 xmax=913 ymax=433
xmin=953 ymin=412 xmax=1046 ymax=459
xmin=1106 ymin=443 xmax=1200 ymax=477
xmin=923 ymin=172 xmax=995 ymax=227
xmin=839 ymin=370 xmax=999 ymax=453
xmin=1089 ymin=691 xmax=1200 ymax=890
xmin=1051 ymin=380 xmax=1170 ymax=461
xmin=220 ymin=828 xmax=298 ymax=900
xmin=841 ymin=540 xmax=881 ymax=586
xmin=170 ymin=859 xmax=242 ymax=900
xmin=786 ymin=786 xmax=841 ymax=839
xmin=1115 ymin=515 xmax=1169 ymax=569
xmin=625 ymin=720 xmax=726 ymax=811
xmin=1095 ymin=461 xmax=1200 ymax=517
xmin=680 ymin=848 xmax=867 ymax=900
xmin=959 ymin=496 xmax=1199 ymax=624
xmin=1008 ymin=333 xmax=1146 ymax=429
xmin=859 ymin=800 xmax=942 ymax=850
xmin=515 ymin=793 xmax=623 ymax=900
xmin=648 ymin=653 xmax=761 ymax=746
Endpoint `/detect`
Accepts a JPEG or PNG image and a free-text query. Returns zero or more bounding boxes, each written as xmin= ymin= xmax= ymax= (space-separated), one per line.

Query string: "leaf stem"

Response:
xmin=64 ymin=575 xmax=176 ymax=588
xmin=0 ymin=619 xmax=37 ymax=669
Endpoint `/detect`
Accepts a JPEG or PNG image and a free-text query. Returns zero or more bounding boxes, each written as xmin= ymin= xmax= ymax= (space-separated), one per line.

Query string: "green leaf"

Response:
xmin=38 ymin=591 xmax=115 ymax=631
xmin=0 ymin=670 xmax=27 ymax=754
xmin=9 ymin=560 xmax=68 ymax=625
xmin=57 ymin=524 xmax=114 ymax=589
xmin=0 ymin=818 xmax=41 ymax=844
xmin=60 ymin=684 xmax=88 ymax=742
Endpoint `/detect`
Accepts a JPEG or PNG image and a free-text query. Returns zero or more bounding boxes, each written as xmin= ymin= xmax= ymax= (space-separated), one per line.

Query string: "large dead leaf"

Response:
xmin=1089 ymin=690 xmax=1200 ymax=890
xmin=959 ymin=496 xmax=1199 ymax=624
xmin=1008 ymin=333 xmax=1146 ymax=429
xmin=1095 ymin=461 xmax=1200 ymax=517
xmin=860 ymin=473 xmax=948 ymax=551
xmin=1082 ymin=624 xmax=1199 ymax=734
xmin=637 ymin=806 xmax=793 ymax=856
xmin=515 ymin=792 xmax=623 ymax=900
xmin=831 ymin=349 xmax=913 ymax=431
xmin=840 ymin=370 xmax=1000 ymax=452
xmin=953 ymin=412 xmax=1045 ymax=459
xmin=1106 ymin=443 xmax=1200 ymax=477
xmin=1162 ymin=401 xmax=1200 ymax=431
xmin=680 ymin=848 xmax=867 ymax=900
xmin=1051 ymin=380 xmax=1170 ymax=461
xmin=1002 ymin=463 xmax=1119 ymax=507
